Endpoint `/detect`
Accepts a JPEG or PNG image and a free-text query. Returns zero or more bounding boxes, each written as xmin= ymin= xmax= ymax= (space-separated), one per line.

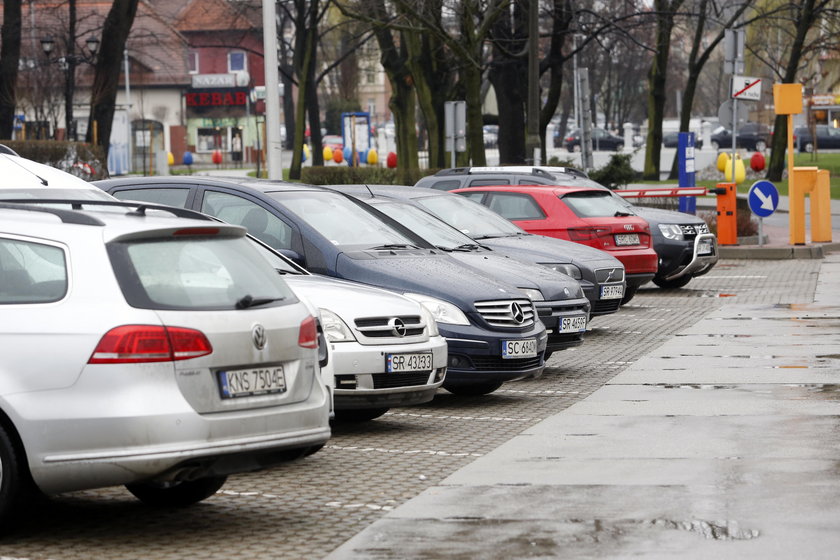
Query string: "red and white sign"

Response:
xmin=731 ymin=76 xmax=762 ymax=101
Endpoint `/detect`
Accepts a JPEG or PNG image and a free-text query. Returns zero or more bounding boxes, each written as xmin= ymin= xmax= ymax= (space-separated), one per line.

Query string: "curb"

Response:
xmin=718 ymin=242 xmax=840 ymax=260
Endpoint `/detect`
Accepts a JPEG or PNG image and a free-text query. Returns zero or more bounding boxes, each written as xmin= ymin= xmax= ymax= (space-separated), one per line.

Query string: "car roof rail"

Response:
xmin=0 ymin=202 xmax=105 ymax=226
xmin=0 ymin=199 xmax=215 ymax=222
xmin=434 ymin=167 xmax=472 ymax=176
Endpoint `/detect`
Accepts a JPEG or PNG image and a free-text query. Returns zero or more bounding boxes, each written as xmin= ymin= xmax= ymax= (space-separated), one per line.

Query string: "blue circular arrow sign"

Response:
xmin=748 ymin=180 xmax=779 ymax=218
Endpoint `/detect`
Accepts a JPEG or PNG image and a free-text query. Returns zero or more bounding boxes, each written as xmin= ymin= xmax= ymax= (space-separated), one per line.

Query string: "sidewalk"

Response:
xmin=327 ymin=253 xmax=840 ymax=559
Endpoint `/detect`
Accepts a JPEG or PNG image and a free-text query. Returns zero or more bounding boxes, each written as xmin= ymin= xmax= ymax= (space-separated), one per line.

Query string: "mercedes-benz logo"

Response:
xmin=509 ymin=302 xmax=525 ymax=324
xmin=389 ymin=317 xmax=407 ymax=337
xmin=252 ymin=324 xmax=267 ymax=350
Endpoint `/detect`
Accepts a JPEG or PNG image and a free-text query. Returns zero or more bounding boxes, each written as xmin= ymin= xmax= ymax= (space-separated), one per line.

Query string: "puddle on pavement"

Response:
xmin=636 ymin=518 xmax=760 ymax=541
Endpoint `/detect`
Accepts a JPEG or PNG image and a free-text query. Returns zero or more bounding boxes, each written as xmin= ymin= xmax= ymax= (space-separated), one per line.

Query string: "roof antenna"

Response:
xmin=1 ymin=153 xmax=49 ymax=185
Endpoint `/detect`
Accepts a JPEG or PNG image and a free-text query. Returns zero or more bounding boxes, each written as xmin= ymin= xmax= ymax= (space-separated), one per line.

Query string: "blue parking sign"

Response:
xmin=748 ymin=180 xmax=779 ymax=218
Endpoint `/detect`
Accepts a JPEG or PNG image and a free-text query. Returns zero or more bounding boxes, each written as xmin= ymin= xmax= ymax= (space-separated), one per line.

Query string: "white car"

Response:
xmin=0 ymin=150 xmax=112 ymax=200
xmin=0 ymin=201 xmax=331 ymax=519
xmin=254 ymin=245 xmax=448 ymax=422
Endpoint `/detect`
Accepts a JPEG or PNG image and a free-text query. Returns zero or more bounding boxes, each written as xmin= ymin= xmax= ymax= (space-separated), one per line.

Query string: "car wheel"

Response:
xmin=444 ymin=381 xmax=503 ymax=396
xmin=615 ymin=143 xmax=624 ymax=151
xmin=755 ymin=140 xmax=767 ymax=152
xmin=804 ymin=142 xmax=814 ymax=153
xmin=333 ymin=407 xmax=390 ymax=422
xmin=710 ymin=140 xmax=719 ymax=150
xmin=620 ymin=284 xmax=638 ymax=305
xmin=126 ymin=475 xmax=227 ymax=507
xmin=652 ymin=275 xmax=693 ymax=289
xmin=0 ymin=424 xmax=29 ymax=525
xmin=572 ymin=144 xmax=581 ymax=153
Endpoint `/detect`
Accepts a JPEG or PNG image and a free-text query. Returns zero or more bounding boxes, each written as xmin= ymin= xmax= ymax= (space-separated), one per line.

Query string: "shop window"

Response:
xmin=196 ymin=128 xmax=229 ymax=153
xmin=188 ymin=51 xmax=199 ymax=74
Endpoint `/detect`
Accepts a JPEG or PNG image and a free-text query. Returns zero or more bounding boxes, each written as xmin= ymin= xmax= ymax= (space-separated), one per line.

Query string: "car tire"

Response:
xmin=126 ymin=475 xmax=228 ymax=507
xmin=572 ymin=144 xmax=581 ymax=153
xmin=620 ymin=284 xmax=638 ymax=305
xmin=710 ymin=140 xmax=719 ymax=150
xmin=755 ymin=140 xmax=767 ymax=152
xmin=652 ymin=275 xmax=693 ymax=289
xmin=444 ymin=381 xmax=503 ymax=396
xmin=0 ymin=424 xmax=30 ymax=526
xmin=615 ymin=143 xmax=624 ymax=151
xmin=333 ymin=407 xmax=390 ymax=422
xmin=804 ymin=142 xmax=814 ymax=153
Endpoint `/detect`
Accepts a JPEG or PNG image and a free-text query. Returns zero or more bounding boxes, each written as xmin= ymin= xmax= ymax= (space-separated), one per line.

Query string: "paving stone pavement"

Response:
xmin=0 ymin=258 xmax=824 ymax=559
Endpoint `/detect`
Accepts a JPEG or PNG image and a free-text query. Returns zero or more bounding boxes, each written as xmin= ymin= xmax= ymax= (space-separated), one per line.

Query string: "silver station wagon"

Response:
xmin=0 ymin=201 xmax=331 ymax=519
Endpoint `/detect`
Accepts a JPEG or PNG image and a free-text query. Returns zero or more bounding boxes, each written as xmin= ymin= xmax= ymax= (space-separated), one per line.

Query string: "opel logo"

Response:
xmin=510 ymin=302 xmax=525 ymax=324
xmin=252 ymin=324 xmax=267 ymax=350
xmin=389 ymin=317 xmax=407 ymax=337
xmin=563 ymin=287 xmax=570 ymax=297
xmin=624 ymin=224 xmax=635 ymax=231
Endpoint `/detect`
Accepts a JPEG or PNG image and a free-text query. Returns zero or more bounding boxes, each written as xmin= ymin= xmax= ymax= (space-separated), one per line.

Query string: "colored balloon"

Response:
xmin=750 ymin=151 xmax=765 ymax=172
xmin=182 ymin=151 xmax=194 ymax=165
xmin=167 ymin=152 xmax=174 ymax=166
xmin=211 ymin=150 xmax=222 ymax=164
xmin=367 ymin=148 xmax=378 ymax=165
xmin=386 ymin=152 xmax=397 ymax=168
xmin=333 ymin=149 xmax=344 ymax=164
xmin=725 ymin=154 xmax=746 ymax=184
xmin=323 ymin=146 xmax=333 ymax=161
xmin=716 ymin=152 xmax=729 ymax=172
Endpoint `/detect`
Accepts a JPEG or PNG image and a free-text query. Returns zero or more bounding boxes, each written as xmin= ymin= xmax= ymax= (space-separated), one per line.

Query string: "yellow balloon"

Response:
xmin=724 ymin=154 xmax=746 ymax=183
xmin=367 ymin=148 xmax=378 ymax=165
xmin=716 ymin=152 xmax=730 ymax=172
xmin=303 ymin=144 xmax=311 ymax=158
xmin=323 ymin=146 xmax=333 ymax=161
xmin=167 ymin=152 xmax=174 ymax=165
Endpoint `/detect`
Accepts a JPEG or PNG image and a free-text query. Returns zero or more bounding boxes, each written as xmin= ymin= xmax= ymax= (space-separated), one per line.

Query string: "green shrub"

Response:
xmin=588 ymin=153 xmax=639 ymax=189
xmin=301 ymin=166 xmax=431 ymax=186
xmin=2 ymin=140 xmax=108 ymax=180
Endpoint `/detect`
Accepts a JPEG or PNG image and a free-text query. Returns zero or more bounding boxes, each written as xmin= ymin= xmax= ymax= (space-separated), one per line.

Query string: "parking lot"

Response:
xmin=0 ymin=258 xmax=822 ymax=559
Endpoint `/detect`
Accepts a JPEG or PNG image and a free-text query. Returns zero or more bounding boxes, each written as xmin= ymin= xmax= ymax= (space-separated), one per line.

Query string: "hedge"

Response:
xmin=1 ymin=140 xmax=109 ymax=181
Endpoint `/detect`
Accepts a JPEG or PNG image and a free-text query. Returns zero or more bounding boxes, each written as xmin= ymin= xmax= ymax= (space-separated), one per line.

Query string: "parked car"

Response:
xmin=343 ymin=193 xmax=592 ymax=359
xmin=95 ymin=176 xmax=549 ymax=396
xmin=709 ymin=123 xmax=770 ymax=151
xmin=415 ymin=166 xmax=718 ymax=290
xmin=564 ymin=128 xmax=625 ymax=152
xmin=452 ymin=185 xmax=658 ymax=303
xmin=663 ymin=131 xmax=703 ymax=149
xmin=0 ymin=149 xmax=113 ymax=201
xmin=322 ymin=135 xmax=344 ymax=151
xmin=794 ymin=125 xmax=840 ymax=153
xmin=0 ymin=200 xmax=331 ymax=520
xmin=329 ymin=184 xmax=627 ymax=318
xmin=483 ymin=125 xmax=499 ymax=148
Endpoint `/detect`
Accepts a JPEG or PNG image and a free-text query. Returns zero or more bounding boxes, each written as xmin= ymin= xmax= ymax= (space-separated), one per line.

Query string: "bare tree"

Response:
xmin=0 ymin=0 xmax=22 ymax=139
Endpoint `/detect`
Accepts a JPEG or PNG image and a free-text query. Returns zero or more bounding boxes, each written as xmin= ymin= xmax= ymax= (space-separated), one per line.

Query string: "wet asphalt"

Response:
xmin=327 ymin=252 xmax=840 ymax=559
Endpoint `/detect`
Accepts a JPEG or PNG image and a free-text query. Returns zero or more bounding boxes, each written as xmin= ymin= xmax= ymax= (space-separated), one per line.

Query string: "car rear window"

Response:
xmin=109 ymin=235 xmax=296 ymax=310
xmin=111 ymin=187 xmax=190 ymax=207
xmin=0 ymin=237 xmax=67 ymax=304
xmin=486 ymin=193 xmax=545 ymax=220
xmin=560 ymin=191 xmax=631 ymax=218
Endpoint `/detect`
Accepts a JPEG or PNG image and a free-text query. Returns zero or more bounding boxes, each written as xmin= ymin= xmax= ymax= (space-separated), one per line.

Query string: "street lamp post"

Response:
xmin=40 ymin=34 xmax=99 ymax=141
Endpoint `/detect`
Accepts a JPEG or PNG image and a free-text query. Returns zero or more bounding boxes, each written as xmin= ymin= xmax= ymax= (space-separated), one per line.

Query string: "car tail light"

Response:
xmin=298 ymin=315 xmax=318 ymax=349
xmin=89 ymin=325 xmax=213 ymax=364
xmin=568 ymin=227 xmax=609 ymax=241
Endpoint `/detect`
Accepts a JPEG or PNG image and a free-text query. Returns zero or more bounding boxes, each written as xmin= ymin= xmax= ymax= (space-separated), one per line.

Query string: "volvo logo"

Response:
xmin=388 ymin=317 xmax=407 ymax=337
xmin=252 ymin=324 xmax=267 ymax=350
xmin=509 ymin=302 xmax=526 ymax=324
xmin=624 ymin=224 xmax=635 ymax=231
xmin=604 ymin=268 xmax=617 ymax=282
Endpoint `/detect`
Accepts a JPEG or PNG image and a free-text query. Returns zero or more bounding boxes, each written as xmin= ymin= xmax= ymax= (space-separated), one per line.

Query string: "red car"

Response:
xmin=452 ymin=185 xmax=658 ymax=303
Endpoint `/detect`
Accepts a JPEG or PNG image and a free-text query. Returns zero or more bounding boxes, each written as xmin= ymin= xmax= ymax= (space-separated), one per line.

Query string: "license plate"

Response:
xmin=387 ymin=352 xmax=433 ymax=373
xmin=218 ymin=366 xmax=286 ymax=398
xmin=615 ymin=233 xmax=640 ymax=246
xmin=558 ymin=315 xmax=587 ymax=333
xmin=698 ymin=239 xmax=714 ymax=255
xmin=502 ymin=339 xmax=537 ymax=359
xmin=600 ymin=284 xmax=624 ymax=299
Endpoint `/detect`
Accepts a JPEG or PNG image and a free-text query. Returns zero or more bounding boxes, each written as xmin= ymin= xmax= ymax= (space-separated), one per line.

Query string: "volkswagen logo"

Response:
xmin=252 ymin=324 xmax=267 ymax=350
xmin=388 ymin=317 xmax=407 ymax=337
xmin=624 ymin=224 xmax=635 ymax=231
xmin=509 ymin=302 xmax=526 ymax=324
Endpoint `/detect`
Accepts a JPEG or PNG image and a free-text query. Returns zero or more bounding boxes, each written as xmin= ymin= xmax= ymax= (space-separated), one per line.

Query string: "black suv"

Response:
xmin=413 ymin=166 xmax=718 ymax=290
xmin=710 ymin=123 xmax=770 ymax=151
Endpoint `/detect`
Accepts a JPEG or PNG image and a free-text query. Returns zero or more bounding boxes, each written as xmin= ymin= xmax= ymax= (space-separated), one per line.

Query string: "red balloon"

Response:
xmin=750 ymin=151 xmax=765 ymax=172
xmin=333 ymin=149 xmax=344 ymax=164
xmin=212 ymin=149 xmax=223 ymax=165
xmin=386 ymin=152 xmax=397 ymax=169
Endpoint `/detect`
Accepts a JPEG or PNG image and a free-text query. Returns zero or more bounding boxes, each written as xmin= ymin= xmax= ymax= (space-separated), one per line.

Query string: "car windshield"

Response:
xmin=560 ymin=190 xmax=635 ymax=218
xmin=269 ymin=190 xmax=414 ymax=249
xmin=110 ymin=235 xmax=296 ymax=310
xmin=416 ymin=194 xmax=524 ymax=238
xmin=372 ymin=200 xmax=478 ymax=250
xmin=0 ymin=188 xmax=113 ymax=201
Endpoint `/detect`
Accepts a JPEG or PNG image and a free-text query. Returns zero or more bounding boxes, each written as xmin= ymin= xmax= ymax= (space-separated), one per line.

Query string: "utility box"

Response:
xmin=773 ymin=83 xmax=803 ymax=115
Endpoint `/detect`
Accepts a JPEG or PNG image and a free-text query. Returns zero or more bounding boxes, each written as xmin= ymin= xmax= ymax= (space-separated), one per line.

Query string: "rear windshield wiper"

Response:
xmin=473 ymin=233 xmax=507 ymax=240
xmin=368 ymin=243 xmax=420 ymax=250
xmin=236 ymin=294 xmax=285 ymax=309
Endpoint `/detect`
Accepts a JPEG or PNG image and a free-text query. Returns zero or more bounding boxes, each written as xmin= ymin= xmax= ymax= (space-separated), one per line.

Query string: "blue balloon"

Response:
xmin=182 ymin=151 xmax=193 ymax=165
xmin=359 ymin=150 xmax=367 ymax=165
xmin=343 ymin=146 xmax=352 ymax=162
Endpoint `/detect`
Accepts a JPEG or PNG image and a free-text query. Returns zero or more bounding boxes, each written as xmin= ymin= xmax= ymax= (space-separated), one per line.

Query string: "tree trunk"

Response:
xmin=0 ymin=0 xmax=22 ymax=139
xmin=489 ymin=2 xmax=527 ymax=164
xmin=289 ymin=0 xmax=318 ymax=180
xmin=87 ymin=0 xmax=139 ymax=157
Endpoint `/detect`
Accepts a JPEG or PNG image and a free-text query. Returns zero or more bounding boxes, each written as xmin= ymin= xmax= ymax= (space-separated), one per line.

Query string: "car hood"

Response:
xmin=630 ymin=205 xmax=705 ymax=226
xmin=335 ymin=249 xmax=526 ymax=311
xmin=284 ymin=273 xmax=422 ymax=316
xmin=448 ymin=251 xmax=582 ymax=300
xmin=480 ymin=234 xmax=624 ymax=270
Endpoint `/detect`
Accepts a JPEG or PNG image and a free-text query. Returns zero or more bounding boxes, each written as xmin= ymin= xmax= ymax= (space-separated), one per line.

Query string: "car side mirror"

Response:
xmin=278 ymin=249 xmax=305 ymax=266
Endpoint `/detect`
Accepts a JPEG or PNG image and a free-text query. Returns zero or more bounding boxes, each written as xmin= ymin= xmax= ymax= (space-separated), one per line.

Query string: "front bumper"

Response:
xmin=331 ymin=336 xmax=448 ymax=409
xmin=535 ymin=296 xmax=590 ymax=353
xmin=655 ymin=233 xmax=719 ymax=281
